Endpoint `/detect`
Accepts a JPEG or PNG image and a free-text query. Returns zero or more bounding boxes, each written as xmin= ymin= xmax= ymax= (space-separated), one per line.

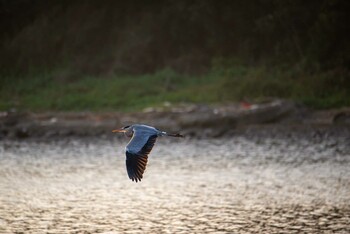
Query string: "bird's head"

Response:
xmin=112 ymin=125 xmax=133 ymax=137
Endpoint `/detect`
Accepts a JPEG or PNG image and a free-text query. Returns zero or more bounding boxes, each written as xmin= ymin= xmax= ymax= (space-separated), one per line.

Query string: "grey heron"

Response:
xmin=112 ymin=124 xmax=183 ymax=182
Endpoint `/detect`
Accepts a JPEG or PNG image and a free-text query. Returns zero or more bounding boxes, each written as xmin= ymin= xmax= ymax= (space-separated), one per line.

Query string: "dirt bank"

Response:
xmin=1 ymin=100 xmax=350 ymax=140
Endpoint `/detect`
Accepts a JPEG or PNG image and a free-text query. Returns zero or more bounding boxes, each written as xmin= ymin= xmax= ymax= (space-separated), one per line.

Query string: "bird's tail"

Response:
xmin=163 ymin=132 xmax=184 ymax=137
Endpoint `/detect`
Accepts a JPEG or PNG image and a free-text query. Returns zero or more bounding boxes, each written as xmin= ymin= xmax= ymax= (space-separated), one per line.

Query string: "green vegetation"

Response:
xmin=0 ymin=68 xmax=210 ymax=111
xmin=1 ymin=65 xmax=349 ymax=111
xmin=0 ymin=1 xmax=349 ymax=111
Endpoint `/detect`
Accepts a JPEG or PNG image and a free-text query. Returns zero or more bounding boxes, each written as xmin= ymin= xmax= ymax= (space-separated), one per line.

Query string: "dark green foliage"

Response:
xmin=1 ymin=67 xmax=349 ymax=111
xmin=0 ymin=1 xmax=349 ymax=110
xmin=1 ymin=0 xmax=349 ymax=74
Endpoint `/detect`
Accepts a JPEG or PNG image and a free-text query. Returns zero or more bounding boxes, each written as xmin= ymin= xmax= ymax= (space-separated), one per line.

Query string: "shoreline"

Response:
xmin=1 ymin=100 xmax=349 ymax=140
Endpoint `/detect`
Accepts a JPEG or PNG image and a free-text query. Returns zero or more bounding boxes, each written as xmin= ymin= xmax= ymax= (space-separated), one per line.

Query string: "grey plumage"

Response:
xmin=113 ymin=124 xmax=183 ymax=182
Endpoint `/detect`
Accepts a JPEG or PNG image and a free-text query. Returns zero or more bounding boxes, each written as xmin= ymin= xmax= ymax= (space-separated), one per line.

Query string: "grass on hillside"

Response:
xmin=1 ymin=66 xmax=349 ymax=112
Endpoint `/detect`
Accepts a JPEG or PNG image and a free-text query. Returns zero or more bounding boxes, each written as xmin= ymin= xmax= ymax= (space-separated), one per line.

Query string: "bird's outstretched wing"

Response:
xmin=125 ymin=131 xmax=158 ymax=182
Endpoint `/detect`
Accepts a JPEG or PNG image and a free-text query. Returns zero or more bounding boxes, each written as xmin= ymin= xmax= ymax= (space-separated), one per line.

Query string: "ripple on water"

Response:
xmin=0 ymin=136 xmax=349 ymax=233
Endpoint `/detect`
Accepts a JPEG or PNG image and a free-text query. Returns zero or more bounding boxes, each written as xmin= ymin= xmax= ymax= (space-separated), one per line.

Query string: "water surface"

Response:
xmin=0 ymin=134 xmax=349 ymax=233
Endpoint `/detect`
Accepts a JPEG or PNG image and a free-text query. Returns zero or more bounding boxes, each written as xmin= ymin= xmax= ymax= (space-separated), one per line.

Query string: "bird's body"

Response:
xmin=112 ymin=124 xmax=183 ymax=182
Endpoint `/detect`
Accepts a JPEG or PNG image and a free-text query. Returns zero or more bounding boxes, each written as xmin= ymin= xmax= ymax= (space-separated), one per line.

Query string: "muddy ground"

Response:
xmin=1 ymin=100 xmax=350 ymax=140
xmin=0 ymin=125 xmax=349 ymax=233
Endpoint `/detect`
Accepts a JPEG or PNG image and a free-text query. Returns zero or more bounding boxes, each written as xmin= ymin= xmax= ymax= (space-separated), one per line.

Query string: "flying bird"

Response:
xmin=112 ymin=124 xmax=183 ymax=182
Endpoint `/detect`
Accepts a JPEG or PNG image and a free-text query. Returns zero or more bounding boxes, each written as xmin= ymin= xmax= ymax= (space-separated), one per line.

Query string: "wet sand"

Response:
xmin=0 ymin=128 xmax=349 ymax=233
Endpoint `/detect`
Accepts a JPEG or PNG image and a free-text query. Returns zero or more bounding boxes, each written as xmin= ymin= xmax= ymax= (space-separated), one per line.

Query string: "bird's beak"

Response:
xmin=112 ymin=129 xmax=126 ymax=133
